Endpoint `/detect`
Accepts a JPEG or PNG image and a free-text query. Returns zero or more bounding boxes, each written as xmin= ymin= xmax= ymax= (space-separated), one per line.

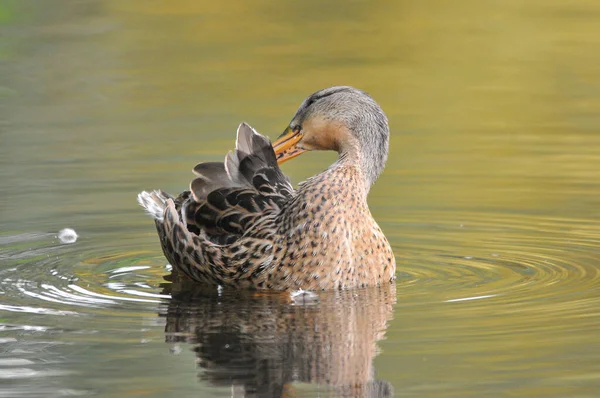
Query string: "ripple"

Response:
xmin=0 ymin=304 xmax=79 ymax=316
xmin=0 ymin=230 xmax=171 ymax=396
xmin=387 ymin=209 xmax=600 ymax=352
xmin=1 ymin=208 xmax=600 ymax=397
xmin=0 ymin=231 xmax=168 ymax=320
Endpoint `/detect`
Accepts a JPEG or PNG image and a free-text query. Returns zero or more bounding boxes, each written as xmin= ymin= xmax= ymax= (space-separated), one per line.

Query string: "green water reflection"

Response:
xmin=1 ymin=0 xmax=600 ymax=397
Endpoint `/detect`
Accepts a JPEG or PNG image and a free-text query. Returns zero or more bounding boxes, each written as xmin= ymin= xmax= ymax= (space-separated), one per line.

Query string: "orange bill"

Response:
xmin=273 ymin=126 xmax=307 ymax=165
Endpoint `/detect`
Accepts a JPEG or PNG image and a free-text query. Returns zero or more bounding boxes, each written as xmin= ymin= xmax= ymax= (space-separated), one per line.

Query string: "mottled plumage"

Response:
xmin=138 ymin=86 xmax=396 ymax=290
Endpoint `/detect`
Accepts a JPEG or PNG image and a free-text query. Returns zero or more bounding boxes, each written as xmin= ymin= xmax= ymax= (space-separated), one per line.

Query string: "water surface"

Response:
xmin=1 ymin=1 xmax=600 ymax=397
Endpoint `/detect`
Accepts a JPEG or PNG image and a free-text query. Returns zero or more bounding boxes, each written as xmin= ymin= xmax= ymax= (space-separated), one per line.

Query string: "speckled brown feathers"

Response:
xmin=272 ymin=161 xmax=395 ymax=289
xmin=138 ymin=87 xmax=397 ymax=290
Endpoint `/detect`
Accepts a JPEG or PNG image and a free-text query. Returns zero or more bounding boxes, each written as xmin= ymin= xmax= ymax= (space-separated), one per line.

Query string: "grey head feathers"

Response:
xmin=292 ymin=86 xmax=390 ymax=187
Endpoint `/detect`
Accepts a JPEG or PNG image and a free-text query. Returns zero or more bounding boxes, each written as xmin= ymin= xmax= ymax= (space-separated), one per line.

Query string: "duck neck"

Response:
xmin=319 ymin=149 xmax=370 ymax=199
xmin=336 ymin=120 xmax=389 ymax=188
xmin=332 ymin=141 xmax=377 ymax=193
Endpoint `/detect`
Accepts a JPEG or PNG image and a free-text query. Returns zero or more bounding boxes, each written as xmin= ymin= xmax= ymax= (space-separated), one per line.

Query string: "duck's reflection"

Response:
xmin=160 ymin=273 xmax=396 ymax=397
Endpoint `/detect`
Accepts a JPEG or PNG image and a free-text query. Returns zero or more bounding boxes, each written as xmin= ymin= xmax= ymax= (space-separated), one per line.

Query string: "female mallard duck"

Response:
xmin=138 ymin=86 xmax=395 ymax=290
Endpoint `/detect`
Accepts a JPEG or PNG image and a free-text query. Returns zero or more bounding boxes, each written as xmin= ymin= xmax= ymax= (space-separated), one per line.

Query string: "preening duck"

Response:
xmin=138 ymin=86 xmax=396 ymax=290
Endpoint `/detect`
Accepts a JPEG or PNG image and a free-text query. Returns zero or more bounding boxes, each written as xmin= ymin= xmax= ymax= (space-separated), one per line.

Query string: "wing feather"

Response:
xmin=183 ymin=123 xmax=294 ymax=242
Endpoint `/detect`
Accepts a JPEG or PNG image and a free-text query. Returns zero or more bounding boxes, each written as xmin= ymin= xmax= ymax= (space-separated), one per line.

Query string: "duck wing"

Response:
xmin=138 ymin=122 xmax=294 ymax=285
xmin=183 ymin=123 xmax=293 ymax=240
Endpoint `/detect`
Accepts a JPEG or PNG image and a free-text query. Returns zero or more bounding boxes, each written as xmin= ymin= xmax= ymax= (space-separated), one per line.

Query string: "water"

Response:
xmin=1 ymin=1 xmax=600 ymax=396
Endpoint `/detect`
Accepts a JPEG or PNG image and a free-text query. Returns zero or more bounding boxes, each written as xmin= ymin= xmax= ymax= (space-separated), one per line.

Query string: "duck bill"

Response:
xmin=273 ymin=126 xmax=307 ymax=165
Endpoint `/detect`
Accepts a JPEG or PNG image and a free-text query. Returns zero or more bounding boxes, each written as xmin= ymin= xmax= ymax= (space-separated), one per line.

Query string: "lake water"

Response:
xmin=2 ymin=1 xmax=600 ymax=397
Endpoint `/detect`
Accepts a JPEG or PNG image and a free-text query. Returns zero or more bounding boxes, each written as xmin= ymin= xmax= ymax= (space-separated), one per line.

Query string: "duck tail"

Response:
xmin=137 ymin=190 xmax=173 ymax=222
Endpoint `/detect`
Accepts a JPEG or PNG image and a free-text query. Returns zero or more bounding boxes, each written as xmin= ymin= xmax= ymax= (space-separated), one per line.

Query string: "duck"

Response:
xmin=138 ymin=86 xmax=396 ymax=290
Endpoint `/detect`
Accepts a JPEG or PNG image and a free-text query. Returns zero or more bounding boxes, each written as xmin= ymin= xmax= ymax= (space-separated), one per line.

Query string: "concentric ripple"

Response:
xmin=394 ymin=211 xmax=600 ymax=305
xmin=0 ymin=231 xmax=169 ymax=315
xmin=0 ymin=229 xmax=174 ymax=397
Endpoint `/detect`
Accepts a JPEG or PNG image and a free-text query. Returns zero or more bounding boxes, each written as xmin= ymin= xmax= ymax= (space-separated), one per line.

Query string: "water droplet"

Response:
xmin=170 ymin=344 xmax=182 ymax=355
xmin=57 ymin=228 xmax=78 ymax=244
